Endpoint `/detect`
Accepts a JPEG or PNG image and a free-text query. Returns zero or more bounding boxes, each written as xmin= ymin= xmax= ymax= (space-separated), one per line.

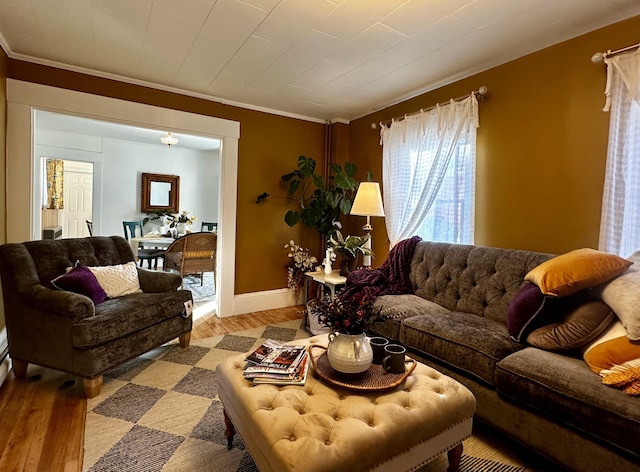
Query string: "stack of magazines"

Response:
xmin=243 ymin=339 xmax=309 ymax=385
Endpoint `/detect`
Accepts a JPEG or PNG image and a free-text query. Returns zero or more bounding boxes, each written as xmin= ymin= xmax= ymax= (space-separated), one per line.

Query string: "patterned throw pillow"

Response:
xmin=88 ymin=261 xmax=142 ymax=298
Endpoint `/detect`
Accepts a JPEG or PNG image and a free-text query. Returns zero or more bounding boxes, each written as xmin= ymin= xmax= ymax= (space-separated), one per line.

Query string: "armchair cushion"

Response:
xmin=72 ymin=290 xmax=192 ymax=348
xmin=52 ymin=264 xmax=107 ymax=305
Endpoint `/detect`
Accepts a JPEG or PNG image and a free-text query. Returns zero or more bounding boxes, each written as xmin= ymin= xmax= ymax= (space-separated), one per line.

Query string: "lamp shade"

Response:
xmin=350 ymin=182 xmax=385 ymax=217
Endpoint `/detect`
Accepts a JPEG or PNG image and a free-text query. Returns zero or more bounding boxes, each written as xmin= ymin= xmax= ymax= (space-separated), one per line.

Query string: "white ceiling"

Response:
xmin=37 ymin=111 xmax=221 ymax=151
xmin=1 ymin=0 xmax=640 ymax=123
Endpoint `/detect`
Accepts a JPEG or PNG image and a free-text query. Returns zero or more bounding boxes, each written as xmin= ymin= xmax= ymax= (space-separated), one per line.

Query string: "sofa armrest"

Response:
xmin=136 ymin=268 xmax=182 ymax=292
xmin=30 ymin=284 xmax=95 ymax=320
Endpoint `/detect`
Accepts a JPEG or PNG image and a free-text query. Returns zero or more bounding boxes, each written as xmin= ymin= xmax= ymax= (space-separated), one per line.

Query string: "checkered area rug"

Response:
xmin=83 ymin=319 xmax=309 ymax=472
xmin=83 ymin=319 xmax=548 ymax=472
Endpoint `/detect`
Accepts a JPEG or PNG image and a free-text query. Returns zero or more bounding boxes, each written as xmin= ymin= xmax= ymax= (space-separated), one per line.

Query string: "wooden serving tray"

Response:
xmin=308 ymin=344 xmax=417 ymax=393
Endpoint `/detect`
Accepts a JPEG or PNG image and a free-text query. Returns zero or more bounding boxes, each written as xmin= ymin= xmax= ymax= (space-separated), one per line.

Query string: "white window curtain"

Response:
xmin=599 ymin=49 xmax=640 ymax=257
xmin=380 ymin=94 xmax=479 ymax=246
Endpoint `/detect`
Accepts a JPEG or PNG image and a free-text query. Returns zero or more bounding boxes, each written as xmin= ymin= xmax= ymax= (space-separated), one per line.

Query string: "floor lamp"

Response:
xmin=350 ymin=182 xmax=385 ymax=267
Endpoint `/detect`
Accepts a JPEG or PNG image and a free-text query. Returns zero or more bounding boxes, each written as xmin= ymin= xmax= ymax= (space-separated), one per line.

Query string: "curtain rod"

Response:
xmin=373 ymin=86 xmax=488 ymax=129
xmin=591 ymin=42 xmax=640 ymax=63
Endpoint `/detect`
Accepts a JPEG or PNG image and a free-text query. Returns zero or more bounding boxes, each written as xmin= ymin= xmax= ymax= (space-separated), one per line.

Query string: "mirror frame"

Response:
xmin=141 ymin=173 xmax=180 ymax=213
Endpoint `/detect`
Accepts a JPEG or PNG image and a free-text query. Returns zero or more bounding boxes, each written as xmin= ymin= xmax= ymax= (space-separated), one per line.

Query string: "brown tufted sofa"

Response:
xmin=370 ymin=241 xmax=640 ymax=472
xmin=0 ymin=236 xmax=193 ymax=397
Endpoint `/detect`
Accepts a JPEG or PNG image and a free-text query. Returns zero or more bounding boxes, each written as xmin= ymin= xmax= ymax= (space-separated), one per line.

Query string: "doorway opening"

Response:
xmin=33 ymin=110 xmax=222 ymax=315
xmin=8 ymin=79 xmax=240 ymax=317
xmin=40 ymin=159 xmax=94 ymax=239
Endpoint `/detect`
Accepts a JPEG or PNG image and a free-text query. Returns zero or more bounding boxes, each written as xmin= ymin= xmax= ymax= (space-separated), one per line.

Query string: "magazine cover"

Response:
xmin=251 ymin=355 xmax=310 ymax=386
xmin=244 ymin=340 xmax=306 ymax=371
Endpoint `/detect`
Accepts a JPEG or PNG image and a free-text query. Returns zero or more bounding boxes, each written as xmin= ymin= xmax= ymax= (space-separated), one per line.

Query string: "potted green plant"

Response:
xmin=256 ymin=155 xmax=360 ymax=241
xmin=327 ymin=231 xmax=373 ymax=275
xmin=143 ymin=208 xmax=174 ymax=226
xmin=143 ymin=209 xmax=174 ymax=235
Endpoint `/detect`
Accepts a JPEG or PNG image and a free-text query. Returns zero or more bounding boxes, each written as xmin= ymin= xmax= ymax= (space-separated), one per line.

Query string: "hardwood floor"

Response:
xmin=0 ymin=305 xmax=304 ymax=472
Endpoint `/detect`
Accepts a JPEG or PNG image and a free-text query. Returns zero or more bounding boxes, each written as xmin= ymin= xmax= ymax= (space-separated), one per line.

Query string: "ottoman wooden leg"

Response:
xmin=447 ymin=443 xmax=463 ymax=472
xmin=223 ymin=408 xmax=235 ymax=450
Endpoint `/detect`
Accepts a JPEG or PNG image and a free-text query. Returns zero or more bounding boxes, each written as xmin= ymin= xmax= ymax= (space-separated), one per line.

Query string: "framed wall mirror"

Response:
xmin=141 ymin=173 xmax=180 ymax=213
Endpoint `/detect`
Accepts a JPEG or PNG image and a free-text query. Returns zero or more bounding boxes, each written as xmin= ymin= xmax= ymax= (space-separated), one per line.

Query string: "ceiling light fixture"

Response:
xmin=161 ymin=132 xmax=178 ymax=147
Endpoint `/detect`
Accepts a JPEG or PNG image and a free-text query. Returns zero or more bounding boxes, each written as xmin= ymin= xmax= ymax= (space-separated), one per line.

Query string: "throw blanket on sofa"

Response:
xmin=339 ymin=236 xmax=422 ymax=303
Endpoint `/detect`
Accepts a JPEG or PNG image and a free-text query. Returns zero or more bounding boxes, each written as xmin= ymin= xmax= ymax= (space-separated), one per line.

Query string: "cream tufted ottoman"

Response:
xmin=216 ymin=334 xmax=476 ymax=472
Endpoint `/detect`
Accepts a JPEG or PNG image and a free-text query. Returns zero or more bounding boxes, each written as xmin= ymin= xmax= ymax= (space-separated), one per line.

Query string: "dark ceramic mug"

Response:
xmin=382 ymin=344 xmax=407 ymax=374
xmin=369 ymin=337 xmax=389 ymax=364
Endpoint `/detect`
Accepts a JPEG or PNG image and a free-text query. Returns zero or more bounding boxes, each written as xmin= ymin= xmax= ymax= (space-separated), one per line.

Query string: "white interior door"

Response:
xmin=63 ymin=161 xmax=93 ymax=237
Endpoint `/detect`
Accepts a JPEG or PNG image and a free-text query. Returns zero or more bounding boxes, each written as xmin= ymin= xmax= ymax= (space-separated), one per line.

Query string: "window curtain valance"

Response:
xmin=602 ymin=50 xmax=640 ymax=111
xmin=380 ymin=94 xmax=479 ymax=247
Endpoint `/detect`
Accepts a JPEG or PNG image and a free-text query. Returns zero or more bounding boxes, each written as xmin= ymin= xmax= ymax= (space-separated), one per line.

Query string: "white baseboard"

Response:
xmin=0 ymin=328 xmax=7 ymax=359
xmin=232 ymin=288 xmax=303 ymax=317
xmin=0 ymin=328 xmax=9 ymax=388
xmin=0 ymin=356 xmax=9 ymax=388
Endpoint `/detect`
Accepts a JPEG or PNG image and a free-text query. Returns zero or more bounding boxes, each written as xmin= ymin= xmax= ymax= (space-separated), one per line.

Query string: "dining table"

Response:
xmin=130 ymin=236 xmax=175 ymax=260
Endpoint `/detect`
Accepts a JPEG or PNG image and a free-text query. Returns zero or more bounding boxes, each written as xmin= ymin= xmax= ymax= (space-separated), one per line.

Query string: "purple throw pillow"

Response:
xmin=506 ymin=282 xmax=549 ymax=342
xmin=52 ymin=265 xmax=107 ymax=305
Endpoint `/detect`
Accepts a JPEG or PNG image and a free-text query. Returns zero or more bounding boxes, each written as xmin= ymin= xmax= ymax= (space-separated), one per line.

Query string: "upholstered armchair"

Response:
xmin=0 ymin=236 xmax=193 ymax=398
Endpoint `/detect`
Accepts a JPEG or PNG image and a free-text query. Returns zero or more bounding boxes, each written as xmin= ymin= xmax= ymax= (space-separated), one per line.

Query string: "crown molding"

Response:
xmin=6 ymin=50 xmax=330 ymax=125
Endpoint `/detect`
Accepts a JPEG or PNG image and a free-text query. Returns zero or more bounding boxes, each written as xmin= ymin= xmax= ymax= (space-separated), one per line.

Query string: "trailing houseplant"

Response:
xmin=256 ymin=155 xmax=360 ymax=241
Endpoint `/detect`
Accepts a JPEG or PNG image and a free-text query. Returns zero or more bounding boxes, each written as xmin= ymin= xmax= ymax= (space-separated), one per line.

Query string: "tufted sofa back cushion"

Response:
xmin=410 ymin=241 xmax=553 ymax=323
xmin=19 ymin=236 xmax=136 ymax=288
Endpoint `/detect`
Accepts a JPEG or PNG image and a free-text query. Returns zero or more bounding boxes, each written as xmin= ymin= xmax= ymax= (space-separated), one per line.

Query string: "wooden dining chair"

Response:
xmin=122 ymin=221 xmax=165 ymax=270
xmin=86 ymin=220 xmax=93 ymax=236
xmin=201 ymin=221 xmax=217 ymax=232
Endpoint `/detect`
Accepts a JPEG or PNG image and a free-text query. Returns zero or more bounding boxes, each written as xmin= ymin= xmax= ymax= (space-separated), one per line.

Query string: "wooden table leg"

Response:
xmin=446 ymin=443 xmax=463 ymax=472
xmin=223 ymin=408 xmax=235 ymax=450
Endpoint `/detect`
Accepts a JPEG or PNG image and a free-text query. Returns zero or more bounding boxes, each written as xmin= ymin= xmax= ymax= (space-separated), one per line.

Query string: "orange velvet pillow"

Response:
xmin=584 ymin=332 xmax=640 ymax=374
xmin=583 ymin=322 xmax=640 ymax=396
xmin=525 ymin=248 xmax=632 ymax=297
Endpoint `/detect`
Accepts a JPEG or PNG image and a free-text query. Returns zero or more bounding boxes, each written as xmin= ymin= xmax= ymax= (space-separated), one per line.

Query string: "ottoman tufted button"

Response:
xmin=325 ymin=440 xmax=331 ymax=446
xmin=289 ymin=436 xmax=296 ymax=441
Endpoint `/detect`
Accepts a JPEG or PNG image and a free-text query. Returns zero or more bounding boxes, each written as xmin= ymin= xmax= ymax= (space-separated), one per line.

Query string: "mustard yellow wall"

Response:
xmin=348 ymin=15 xmax=640 ymax=261
xmin=5 ymin=62 xmax=327 ymax=294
